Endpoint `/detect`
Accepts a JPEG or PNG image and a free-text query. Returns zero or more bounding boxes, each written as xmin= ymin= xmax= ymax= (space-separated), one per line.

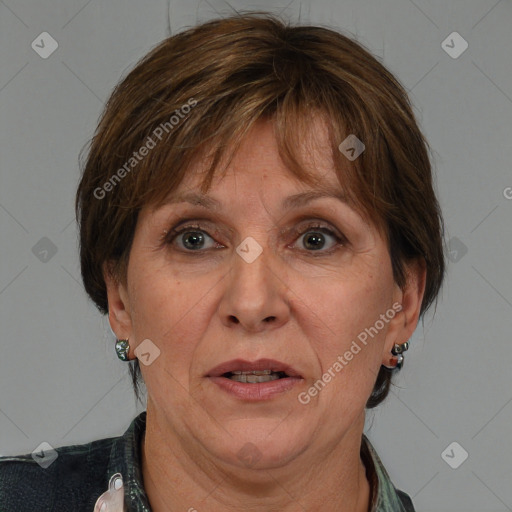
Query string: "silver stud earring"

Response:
xmin=115 ymin=339 xmax=130 ymax=361
xmin=384 ymin=341 xmax=409 ymax=370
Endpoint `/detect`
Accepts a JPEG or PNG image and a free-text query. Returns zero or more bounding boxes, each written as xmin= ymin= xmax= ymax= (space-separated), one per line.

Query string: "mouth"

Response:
xmin=206 ymin=358 xmax=302 ymax=380
xmin=206 ymin=358 xmax=303 ymax=401
xmin=222 ymin=369 xmax=289 ymax=383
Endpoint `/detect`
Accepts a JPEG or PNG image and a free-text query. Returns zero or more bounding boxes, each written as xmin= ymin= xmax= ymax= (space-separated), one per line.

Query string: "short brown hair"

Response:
xmin=76 ymin=12 xmax=445 ymax=407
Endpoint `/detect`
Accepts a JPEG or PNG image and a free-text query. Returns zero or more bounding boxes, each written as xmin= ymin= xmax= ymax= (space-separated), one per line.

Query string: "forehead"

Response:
xmin=140 ymin=115 xmax=382 ymax=237
xmin=161 ymin=116 xmax=343 ymax=203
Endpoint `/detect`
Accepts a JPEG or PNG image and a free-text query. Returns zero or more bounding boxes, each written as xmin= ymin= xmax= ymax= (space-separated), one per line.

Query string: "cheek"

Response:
xmin=302 ymin=260 xmax=393 ymax=343
xmin=127 ymin=261 xmax=218 ymax=370
xmin=296 ymin=262 xmax=394 ymax=402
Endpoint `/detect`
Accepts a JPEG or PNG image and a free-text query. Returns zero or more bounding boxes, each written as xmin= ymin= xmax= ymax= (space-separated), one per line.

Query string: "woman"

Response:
xmin=0 ymin=12 xmax=444 ymax=512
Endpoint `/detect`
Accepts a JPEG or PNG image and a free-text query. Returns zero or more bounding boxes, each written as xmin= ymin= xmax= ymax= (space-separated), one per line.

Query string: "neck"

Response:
xmin=141 ymin=403 xmax=370 ymax=512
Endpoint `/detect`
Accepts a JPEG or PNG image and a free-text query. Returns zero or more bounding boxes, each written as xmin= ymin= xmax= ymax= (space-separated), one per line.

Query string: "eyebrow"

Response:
xmin=163 ymin=189 xmax=348 ymax=211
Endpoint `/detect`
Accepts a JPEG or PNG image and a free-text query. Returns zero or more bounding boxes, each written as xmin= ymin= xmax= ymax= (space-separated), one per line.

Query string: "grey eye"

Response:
xmin=178 ymin=230 xmax=216 ymax=250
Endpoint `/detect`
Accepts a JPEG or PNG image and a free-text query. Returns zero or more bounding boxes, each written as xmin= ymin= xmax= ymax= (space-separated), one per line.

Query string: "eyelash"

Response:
xmin=163 ymin=221 xmax=347 ymax=256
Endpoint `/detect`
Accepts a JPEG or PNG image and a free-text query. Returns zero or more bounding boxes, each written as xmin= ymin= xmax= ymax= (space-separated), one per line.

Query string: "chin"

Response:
xmin=210 ymin=420 xmax=313 ymax=470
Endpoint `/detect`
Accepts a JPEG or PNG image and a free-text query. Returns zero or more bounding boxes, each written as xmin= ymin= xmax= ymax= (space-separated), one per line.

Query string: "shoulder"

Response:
xmin=396 ymin=489 xmax=416 ymax=511
xmin=0 ymin=436 xmax=117 ymax=512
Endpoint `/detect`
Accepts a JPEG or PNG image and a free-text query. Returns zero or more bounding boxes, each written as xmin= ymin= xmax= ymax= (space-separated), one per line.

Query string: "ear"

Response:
xmin=382 ymin=258 xmax=427 ymax=366
xmin=103 ymin=261 xmax=133 ymax=345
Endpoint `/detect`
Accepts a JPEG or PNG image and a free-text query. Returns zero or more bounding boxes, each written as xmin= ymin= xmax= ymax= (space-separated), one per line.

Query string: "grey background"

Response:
xmin=1 ymin=0 xmax=511 ymax=510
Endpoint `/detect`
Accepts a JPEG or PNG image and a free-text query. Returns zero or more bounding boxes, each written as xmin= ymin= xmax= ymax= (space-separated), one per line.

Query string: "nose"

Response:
xmin=217 ymin=240 xmax=291 ymax=333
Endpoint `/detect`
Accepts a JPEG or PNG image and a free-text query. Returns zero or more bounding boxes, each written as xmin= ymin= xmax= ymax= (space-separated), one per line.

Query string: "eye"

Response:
xmin=290 ymin=222 xmax=346 ymax=254
xmin=164 ymin=220 xmax=346 ymax=255
xmin=165 ymin=223 xmax=220 ymax=252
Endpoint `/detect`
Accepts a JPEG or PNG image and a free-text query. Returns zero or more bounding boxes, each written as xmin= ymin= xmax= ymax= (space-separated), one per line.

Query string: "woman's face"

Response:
xmin=106 ymin=118 xmax=424 ymax=471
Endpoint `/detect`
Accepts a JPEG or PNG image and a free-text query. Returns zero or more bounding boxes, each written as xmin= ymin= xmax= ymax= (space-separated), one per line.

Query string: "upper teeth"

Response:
xmin=228 ymin=372 xmax=280 ymax=383
xmin=232 ymin=370 xmax=272 ymax=375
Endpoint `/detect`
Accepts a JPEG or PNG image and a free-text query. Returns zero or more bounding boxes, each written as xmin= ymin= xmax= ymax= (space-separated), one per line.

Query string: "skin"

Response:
xmin=104 ymin=117 xmax=426 ymax=511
